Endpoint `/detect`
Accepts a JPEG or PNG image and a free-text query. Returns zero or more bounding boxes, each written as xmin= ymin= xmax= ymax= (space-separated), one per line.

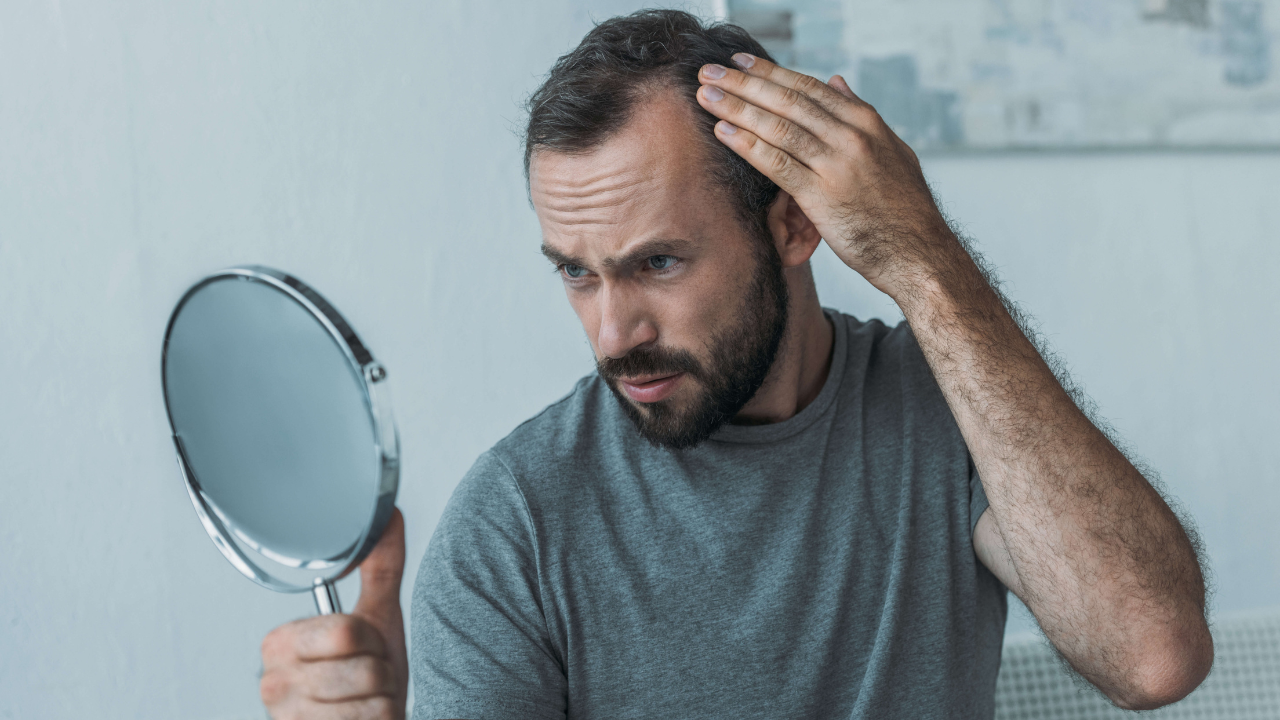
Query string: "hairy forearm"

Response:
xmin=892 ymin=233 xmax=1210 ymax=707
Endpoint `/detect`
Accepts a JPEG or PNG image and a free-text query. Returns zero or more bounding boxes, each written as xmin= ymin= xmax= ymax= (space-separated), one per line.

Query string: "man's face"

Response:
xmin=530 ymin=89 xmax=788 ymax=449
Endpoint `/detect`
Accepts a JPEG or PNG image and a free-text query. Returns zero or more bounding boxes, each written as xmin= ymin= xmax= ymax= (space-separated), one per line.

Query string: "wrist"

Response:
xmin=881 ymin=230 xmax=989 ymax=316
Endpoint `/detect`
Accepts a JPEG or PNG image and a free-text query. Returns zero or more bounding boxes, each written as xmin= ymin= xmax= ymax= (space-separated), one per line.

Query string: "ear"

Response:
xmin=765 ymin=190 xmax=822 ymax=268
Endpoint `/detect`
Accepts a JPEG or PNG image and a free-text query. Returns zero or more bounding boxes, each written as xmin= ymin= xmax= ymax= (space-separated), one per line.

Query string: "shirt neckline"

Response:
xmin=707 ymin=308 xmax=848 ymax=445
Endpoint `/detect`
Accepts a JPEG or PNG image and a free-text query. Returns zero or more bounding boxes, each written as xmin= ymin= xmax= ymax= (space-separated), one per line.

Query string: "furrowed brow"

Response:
xmin=541 ymin=243 xmax=583 ymax=268
xmin=540 ymin=238 xmax=696 ymax=272
xmin=604 ymin=239 xmax=694 ymax=270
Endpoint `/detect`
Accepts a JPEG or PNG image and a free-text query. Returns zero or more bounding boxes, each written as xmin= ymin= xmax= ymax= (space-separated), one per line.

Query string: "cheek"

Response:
xmin=652 ymin=274 xmax=740 ymax=349
xmin=565 ymin=289 xmax=602 ymax=352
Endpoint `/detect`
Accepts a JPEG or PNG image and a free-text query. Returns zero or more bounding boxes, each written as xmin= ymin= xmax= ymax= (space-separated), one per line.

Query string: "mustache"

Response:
xmin=597 ymin=344 xmax=703 ymax=383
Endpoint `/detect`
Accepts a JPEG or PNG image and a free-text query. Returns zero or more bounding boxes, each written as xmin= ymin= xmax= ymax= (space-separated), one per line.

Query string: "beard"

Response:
xmin=597 ymin=239 xmax=790 ymax=451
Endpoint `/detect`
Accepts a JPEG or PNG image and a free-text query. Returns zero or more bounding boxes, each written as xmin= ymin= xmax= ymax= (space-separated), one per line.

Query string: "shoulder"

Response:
xmin=828 ymin=309 xmax=928 ymax=376
xmin=454 ymin=373 xmax=624 ymax=503
xmin=433 ymin=373 xmax=625 ymax=556
xmin=827 ymin=308 xmax=918 ymax=353
xmin=490 ymin=372 xmax=617 ymax=466
xmin=827 ymin=308 xmax=948 ymax=414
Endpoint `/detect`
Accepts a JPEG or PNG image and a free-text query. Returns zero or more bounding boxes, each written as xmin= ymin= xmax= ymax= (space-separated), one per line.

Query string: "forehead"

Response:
xmin=529 ymin=89 xmax=730 ymax=255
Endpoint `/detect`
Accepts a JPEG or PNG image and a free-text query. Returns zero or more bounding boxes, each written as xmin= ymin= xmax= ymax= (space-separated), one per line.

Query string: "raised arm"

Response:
xmin=694 ymin=53 xmax=1212 ymax=710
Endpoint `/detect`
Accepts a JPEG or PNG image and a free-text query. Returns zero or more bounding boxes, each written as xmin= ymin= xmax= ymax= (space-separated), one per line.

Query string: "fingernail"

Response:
xmin=717 ymin=121 xmax=738 ymax=135
xmin=703 ymin=86 xmax=725 ymax=102
xmin=731 ymin=53 xmax=755 ymax=69
xmin=703 ymin=64 xmax=727 ymax=79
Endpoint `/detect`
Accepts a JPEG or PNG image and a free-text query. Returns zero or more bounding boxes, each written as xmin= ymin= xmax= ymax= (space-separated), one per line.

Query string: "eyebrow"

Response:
xmin=541 ymin=238 xmax=696 ymax=272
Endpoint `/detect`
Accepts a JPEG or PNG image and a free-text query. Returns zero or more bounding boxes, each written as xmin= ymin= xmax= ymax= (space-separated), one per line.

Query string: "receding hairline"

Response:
xmin=528 ymin=80 xmax=730 ymax=208
xmin=521 ymin=9 xmax=781 ymax=242
xmin=526 ymin=73 xmax=710 ymax=171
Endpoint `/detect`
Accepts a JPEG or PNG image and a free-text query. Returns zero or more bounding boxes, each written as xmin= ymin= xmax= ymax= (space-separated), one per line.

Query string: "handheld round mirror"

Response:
xmin=161 ymin=266 xmax=398 ymax=614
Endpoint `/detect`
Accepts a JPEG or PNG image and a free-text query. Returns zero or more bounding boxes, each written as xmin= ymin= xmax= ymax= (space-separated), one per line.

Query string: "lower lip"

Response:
xmin=620 ymin=373 xmax=684 ymax=403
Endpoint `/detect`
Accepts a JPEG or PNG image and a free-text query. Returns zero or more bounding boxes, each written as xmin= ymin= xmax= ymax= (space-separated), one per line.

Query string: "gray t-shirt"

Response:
xmin=411 ymin=310 xmax=1008 ymax=720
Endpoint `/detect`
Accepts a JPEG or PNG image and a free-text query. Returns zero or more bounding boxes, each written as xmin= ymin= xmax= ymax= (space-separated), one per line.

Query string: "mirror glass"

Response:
xmin=161 ymin=267 xmax=397 ymax=611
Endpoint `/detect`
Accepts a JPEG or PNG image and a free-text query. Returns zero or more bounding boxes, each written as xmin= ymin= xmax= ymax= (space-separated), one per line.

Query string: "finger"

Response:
xmin=828 ymin=74 xmax=858 ymax=101
xmin=713 ymin=120 xmax=816 ymax=194
xmin=294 ymin=615 xmax=389 ymax=661
xmin=262 ymin=622 xmax=304 ymax=672
xmin=699 ymin=62 xmax=843 ymax=138
xmin=697 ymin=84 xmax=829 ymax=167
xmin=317 ymin=695 xmax=398 ymax=719
xmin=260 ymin=666 xmax=297 ymax=707
xmin=729 ymin=52 xmax=873 ymax=119
xmin=270 ymin=695 xmax=399 ymax=720
xmin=262 ymin=618 xmax=368 ymax=671
xmin=827 ymin=74 xmax=920 ymax=161
xmin=305 ymin=656 xmax=398 ymax=702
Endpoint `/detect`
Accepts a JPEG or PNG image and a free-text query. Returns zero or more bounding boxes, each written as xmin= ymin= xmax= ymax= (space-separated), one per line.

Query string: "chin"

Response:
xmin=620 ymin=391 xmax=727 ymax=451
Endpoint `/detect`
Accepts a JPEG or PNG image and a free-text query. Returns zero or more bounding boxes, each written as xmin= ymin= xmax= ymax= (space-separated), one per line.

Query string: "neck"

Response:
xmin=732 ymin=264 xmax=834 ymax=425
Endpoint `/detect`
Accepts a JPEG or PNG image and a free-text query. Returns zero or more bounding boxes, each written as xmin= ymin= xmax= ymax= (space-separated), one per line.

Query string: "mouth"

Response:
xmin=618 ymin=372 xmax=685 ymax=404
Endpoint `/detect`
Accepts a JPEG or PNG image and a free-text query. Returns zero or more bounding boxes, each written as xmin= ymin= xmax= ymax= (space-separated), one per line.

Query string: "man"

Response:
xmin=258 ymin=10 xmax=1212 ymax=720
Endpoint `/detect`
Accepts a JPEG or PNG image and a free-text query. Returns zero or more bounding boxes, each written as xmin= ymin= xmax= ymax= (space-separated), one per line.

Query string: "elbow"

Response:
xmin=1108 ymin=626 xmax=1214 ymax=711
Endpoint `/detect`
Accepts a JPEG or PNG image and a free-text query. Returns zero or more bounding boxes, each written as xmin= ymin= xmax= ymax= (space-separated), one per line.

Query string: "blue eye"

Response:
xmin=648 ymin=255 xmax=675 ymax=270
xmin=562 ymin=264 xmax=587 ymax=278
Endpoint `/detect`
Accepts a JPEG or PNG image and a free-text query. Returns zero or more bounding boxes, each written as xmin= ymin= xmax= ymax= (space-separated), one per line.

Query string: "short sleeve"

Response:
xmin=410 ymin=452 xmax=566 ymax=720
xmin=968 ymin=455 xmax=990 ymax=537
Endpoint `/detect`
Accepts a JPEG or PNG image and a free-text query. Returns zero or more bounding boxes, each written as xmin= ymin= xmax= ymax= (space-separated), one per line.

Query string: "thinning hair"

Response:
xmin=523 ymin=8 xmax=781 ymax=239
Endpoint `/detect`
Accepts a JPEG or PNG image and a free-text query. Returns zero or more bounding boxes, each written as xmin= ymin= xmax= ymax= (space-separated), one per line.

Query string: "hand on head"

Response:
xmin=259 ymin=509 xmax=408 ymax=720
xmin=695 ymin=54 xmax=961 ymax=300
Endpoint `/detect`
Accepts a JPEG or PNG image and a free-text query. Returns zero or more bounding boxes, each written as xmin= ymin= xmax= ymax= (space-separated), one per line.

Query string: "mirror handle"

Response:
xmin=312 ymin=580 xmax=343 ymax=615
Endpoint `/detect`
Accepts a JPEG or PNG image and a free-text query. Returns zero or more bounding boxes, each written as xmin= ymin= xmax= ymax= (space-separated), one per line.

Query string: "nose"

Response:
xmin=596 ymin=282 xmax=657 ymax=360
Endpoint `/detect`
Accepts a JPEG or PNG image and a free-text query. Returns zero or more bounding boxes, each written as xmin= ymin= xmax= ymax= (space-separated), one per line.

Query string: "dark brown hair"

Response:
xmin=523 ymin=9 xmax=781 ymax=237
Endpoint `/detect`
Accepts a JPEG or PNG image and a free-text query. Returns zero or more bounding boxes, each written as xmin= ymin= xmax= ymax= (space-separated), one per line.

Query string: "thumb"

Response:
xmin=353 ymin=508 xmax=408 ymax=696
xmin=354 ymin=507 xmax=406 ymax=618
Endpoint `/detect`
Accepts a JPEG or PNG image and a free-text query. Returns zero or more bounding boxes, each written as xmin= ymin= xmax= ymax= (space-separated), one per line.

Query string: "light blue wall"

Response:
xmin=1 ymin=2 xmax=1276 ymax=718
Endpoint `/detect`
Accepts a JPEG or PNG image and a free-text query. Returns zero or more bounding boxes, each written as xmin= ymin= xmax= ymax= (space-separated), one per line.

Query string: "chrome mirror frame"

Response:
xmin=161 ymin=265 xmax=399 ymax=614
